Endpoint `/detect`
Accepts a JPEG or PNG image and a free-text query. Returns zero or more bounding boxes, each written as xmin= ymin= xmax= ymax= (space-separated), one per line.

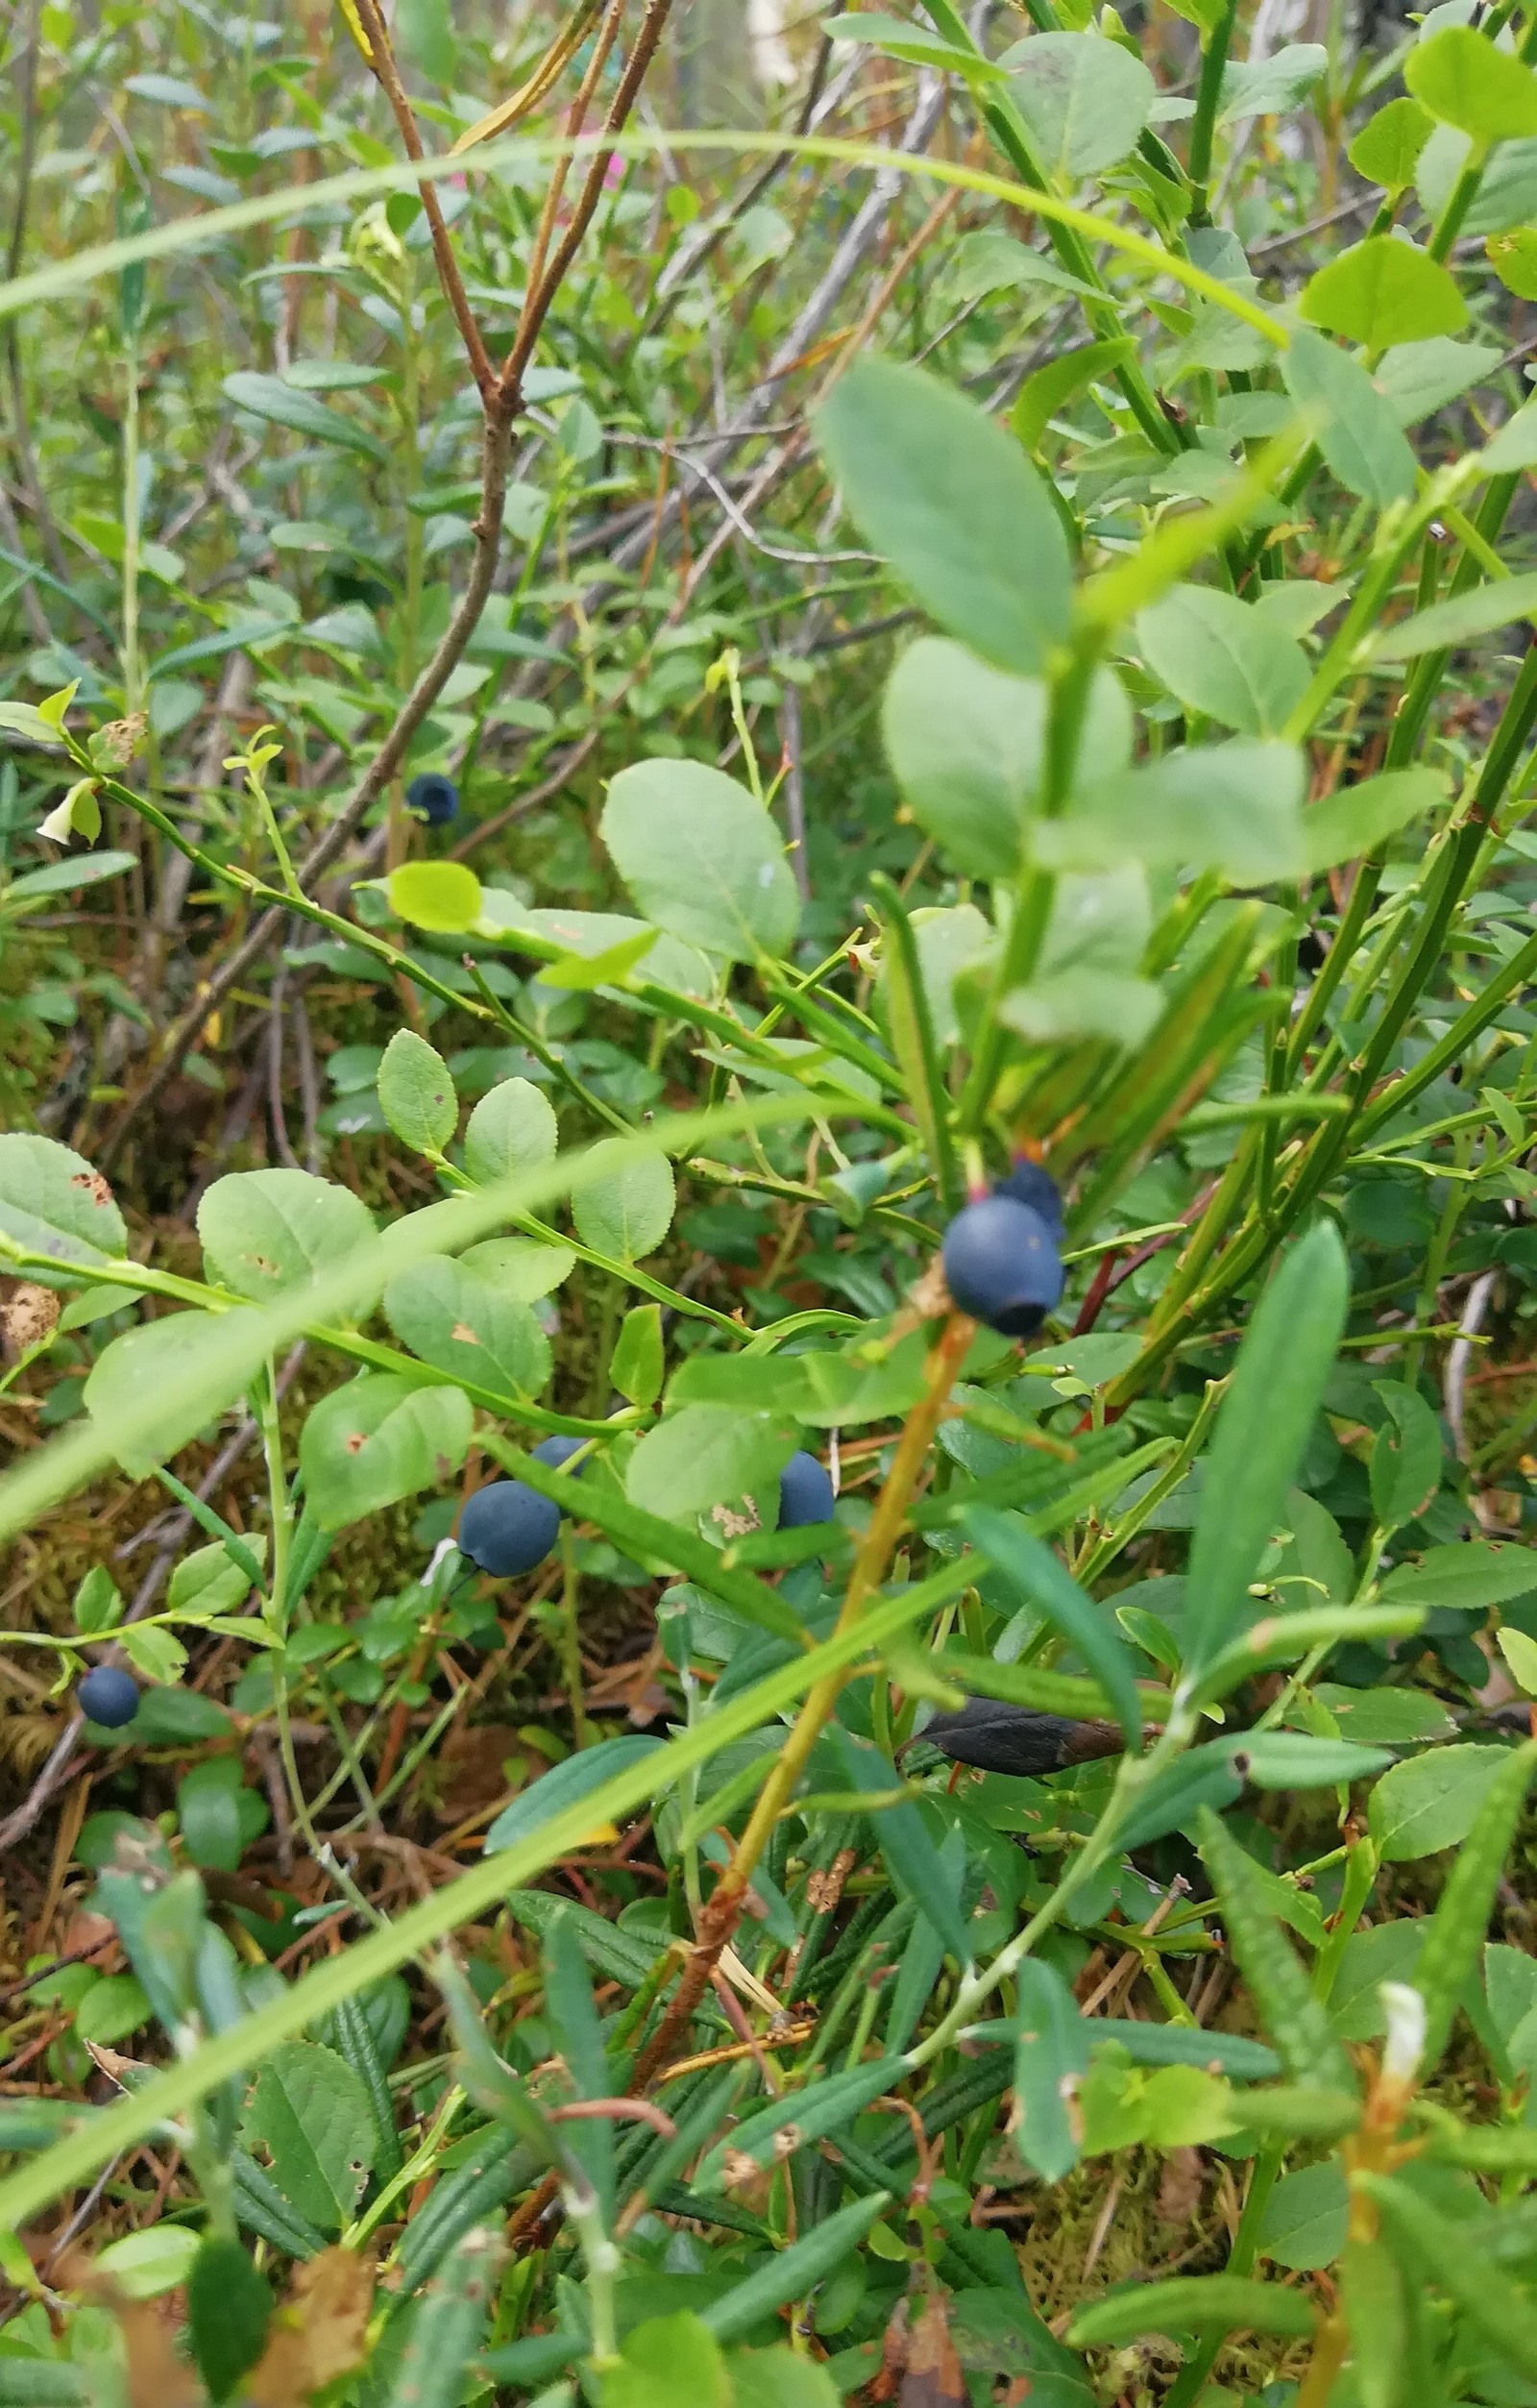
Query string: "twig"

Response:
xmin=1448 ymin=1268 xmax=1499 ymax=1463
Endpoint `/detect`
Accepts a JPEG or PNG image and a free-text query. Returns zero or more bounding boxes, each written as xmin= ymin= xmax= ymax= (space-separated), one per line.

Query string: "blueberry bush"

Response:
xmin=6 ymin=3 xmax=1537 ymax=2403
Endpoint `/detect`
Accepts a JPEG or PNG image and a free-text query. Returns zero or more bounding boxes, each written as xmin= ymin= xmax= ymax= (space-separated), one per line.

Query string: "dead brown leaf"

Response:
xmin=900 ymin=2290 xmax=964 ymax=2408
xmin=56 ymin=2250 xmax=201 ymax=2408
xmin=245 ymin=2247 xmax=374 ymax=2407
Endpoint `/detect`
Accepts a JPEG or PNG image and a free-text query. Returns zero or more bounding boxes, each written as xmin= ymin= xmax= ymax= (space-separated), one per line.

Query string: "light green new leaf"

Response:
xmin=299 ymin=1373 xmax=473 ymax=1530
xmin=813 ymin=356 xmax=1070 ymax=676
xmin=1007 ymin=32 xmax=1156 ymax=180
xmin=198 ymin=1169 xmax=377 ymax=1303
xmin=601 ymin=760 xmax=799 ymax=964
xmin=385 ymin=860 xmax=483 ymax=935
xmin=1219 ymin=41 xmax=1327 ymax=124
xmin=1183 ymin=1223 xmax=1349 ymax=1670
xmin=571 ymin=1139 xmax=674 ymax=1261
xmin=1136 ymin=584 xmax=1310 ymax=735
xmin=1405 ymin=24 xmax=1537 ymax=144
xmin=824 ymin=12 xmax=1005 ymax=76
xmin=377 ymin=1030 xmax=456 ymax=1156
xmin=1282 ymin=328 xmax=1416 ymax=508
xmin=1300 ymin=236 xmax=1467 ymax=349
xmin=1349 ymin=96 xmax=1435 ymax=190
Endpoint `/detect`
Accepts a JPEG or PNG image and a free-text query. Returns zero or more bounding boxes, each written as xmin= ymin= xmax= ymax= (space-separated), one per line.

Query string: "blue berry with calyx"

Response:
xmin=942 ymin=1193 xmax=1064 ymax=1339
xmin=779 ymin=1450 xmax=836 ymax=1529
xmin=78 ymin=1665 xmax=140 ymax=1730
xmin=405 ymin=772 xmax=459 ymax=825
xmin=994 ymin=1155 xmax=1063 ymax=1238
xmin=458 ymin=1480 xmax=560 ymax=1577
xmin=532 ymin=1434 xmax=589 ymax=1476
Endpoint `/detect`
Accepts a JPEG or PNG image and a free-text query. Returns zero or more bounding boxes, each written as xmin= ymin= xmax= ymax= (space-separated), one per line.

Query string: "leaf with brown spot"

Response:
xmin=901 ymin=2292 xmax=964 ymax=2408
xmin=245 ymin=2248 xmax=374 ymax=2407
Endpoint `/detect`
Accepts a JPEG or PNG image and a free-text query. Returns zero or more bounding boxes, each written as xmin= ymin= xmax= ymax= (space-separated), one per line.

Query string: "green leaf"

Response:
xmin=1499 ymin=1627 xmax=1537 ymax=1695
xmin=377 ymin=1030 xmax=457 ymax=1156
xmin=85 ymin=1309 xmax=270 ymax=1475
xmin=1349 ymin=96 xmax=1435 ymax=189
xmin=1183 ymin=1223 xmax=1350 ymax=1672
xmin=462 ymin=1075 xmax=557 ymax=1188
xmin=177 ymin=1759 xmax=248 ymax=1874
xmin=1218 ymin=40 xmax=1327 ymax=123
xmin=223 ymin=370 xmax=383 ymax=459
xmin=5 ymin=849 xmax=135 ymax=902
xmin=571 ymin=1139 xmax=674 ymax=1261
xmin=610 ymin=1304 xmax=664 ymax=1408
xmin=1002 ymin=863 xmax=1158 ymax=1046
xmin=1374 ymin=335 xmax=1500 ymax=426
xmin=166 ymin=1537 xmax=266 ymax=1622
xmin=298 ymin=1373 xmax=473 ymax=1531
xmin=698 ymin=2195 xmax=890 ymax=2344
xmin=197 ymin=1168 xmax=377 ymax=1303
xmin=1038 ymin=740 xmax=1306 ymax=882
xmin=1312 ymin=1683 xmax=1454 ymax=1744
xmin=1342 ymin=2237 xmax=1407 ymax=2408
xmin=115 ymin=1623 xmax=189 ymax=1684
xmin=696 ymin=2058 xmax=907 ymax=2190
xmin=1487 ymin=226 xmax=1537 ymax=299
xmin=1329 ymin=1921 xmax=1427 ymax=2038
xmin=604 ymin=2315 xmax=730 ymax=2408
xmin=187 ymin=2237 xmax=273 ymax=2406
xmin=1361 ymin=2172 xmax=1537 ymax=2377
xmin=1069 ymin=2275 xmax=1316 ymax=2347
xmin=0 ymin=700 xmax=62 ymax=744
xmin=1136 ymin=584 xmax=1310 ymax=736
xmin=1197 ymin=1810 xmax=1357 ymax=2091
xmin=1368 ymin=1742 xmax=1514 ymax=1860
xmin=0 ymin=1134 xmax=125 ymax=1275
xmin=813 ymin=356 xmax=1071 ymax=676
xmin=97 ymin=2224 xmax=201 ymax=2299
xmin=1006 ymin=31 xmax=1156 ymax=180
xmin=1378 ymin=1540 xmax=1537 ymax=1610
xmin=484 ymin=1735 xmax=665 ymax=1854
xmin=828 ymin=1727 xmax=973 ymax=1965
xmin=1299 ymin=766 xmax=1446 ymax=871
xmin=461 ymin=1235 xmax=574 ymax=1301
xmin=383 ymin=1256 xmax=551 ymax=1399
xmin=1282 ymin=328 xmax=1417 ymax=508
xmin=824 ymin=12 xmax=1005 ymax=76
xmin=395 ymin=0 xmax=455 ymax=83
xmin=963 ymin=1508 xmax=1144 ymax=1749
xmin=1370 ymin=1383 xmax=1443 ymax=1533
xmin=725 ymin=2349 xmax=841 ymax=2408
xmin=1415 ymin=1742 xmax=1537 ymax=2071
xmin=385 ymin=859 xmax=483 ymax=934
xmin=625 ymin=1404 xmax=797 ymax=1525
xmin=73 ymin=1564 xmax=123 ymax=1635
xmin=74 ymin=1973 xmax=152 ymax=2048
xmin=881 ymin=638 xmax=1044 ymax=879
xmin=1299 ymin=236 xmax=1467 ymax=348
xmin=1012 ymin=1959 xmax=1090 ymax=2180
xmin=240 ymin=2040 xmax=376 ymax=2231
xmin=1012 ymin=337 xmax=1134 ymax=453
xmin=600 ymin=760 xmax=799 ymax=964
xmin=1405 ymin=23 xmax=1537 ymax=143
xmin=1256 ymin=2159 xmax=1349 ymax=2270
xmin=1369 ymin=567 xmax=1537 ymax=660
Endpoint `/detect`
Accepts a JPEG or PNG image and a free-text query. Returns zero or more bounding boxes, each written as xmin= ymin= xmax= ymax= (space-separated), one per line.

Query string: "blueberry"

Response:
xmin=779 ymin=1450 xmax=836 ymax=1529
xmin=78 ymin=1665 xmax=139 ymax=1730
xmin=532 ymin=1435 xmax=589 ymax=1476
xmin=941 ymin=1193 xmax=1064 ymax=1339
xmin=994 ymin=1156 xmax=1064 ymax=1237
xmin=457 ymin=1481 xmax=560 ymax=1577
xmin=405 ymin=772 xmax=459 ymax=825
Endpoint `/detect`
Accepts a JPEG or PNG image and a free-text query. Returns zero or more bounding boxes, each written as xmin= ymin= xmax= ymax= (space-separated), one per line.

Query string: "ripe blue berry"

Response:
xmin=942 ymin=1194 xmax=1064 ymax=1339
xmin=78 ymin=1665 xmax=139 ymax=1730
xmin=994 ymin=1157 xmax=1063 ymax=1237
xmin=405 ymin=772 xmax=459 ymax=825
xmin=458 ymin=1481 xmax=560 ymax=1577
xmin=779 ymin=1450 xmax=836 ymax=1529
xmin=532 ymin=1435 xmax=588 ymax=1476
